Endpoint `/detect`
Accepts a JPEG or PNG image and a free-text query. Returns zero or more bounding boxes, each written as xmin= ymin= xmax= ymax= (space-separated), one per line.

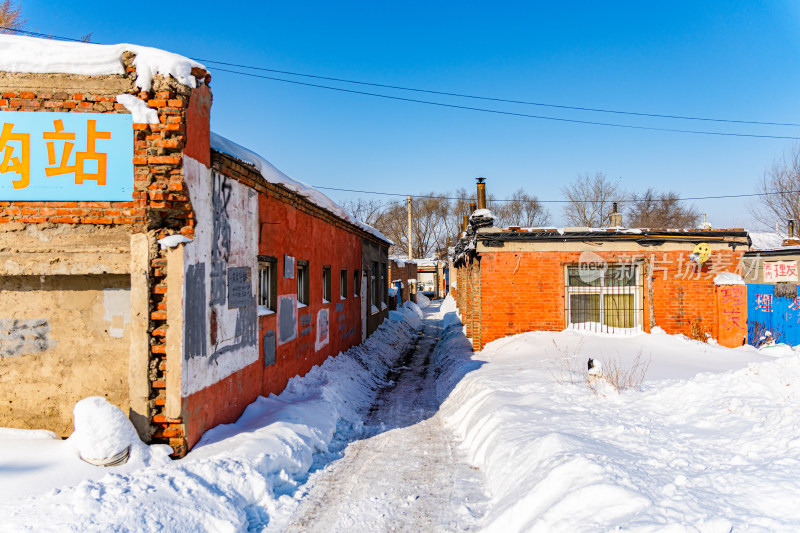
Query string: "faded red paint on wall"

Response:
xmin=184 ymin=85 xmax=212 ymax=167
xmin=257 ymin=194 xmax=363 ymax=397
xmin=716 ymin=284 xmax=747 ymax=348
xmin=182 ymin=359 xmax=263 ymax=449
xmin=469 ymin=249 xmax=745 ymax=349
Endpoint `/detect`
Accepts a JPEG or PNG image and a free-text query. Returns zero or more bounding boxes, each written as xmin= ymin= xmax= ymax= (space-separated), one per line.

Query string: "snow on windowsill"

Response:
xmin=322 ymin=299 xmax=330 ymax=304
xmin=297 ymin=302 xmax=307 ymax=309
xmin=257 ymin=306 xmax=275 ymax=317
xmin=381 ymin=302 xmax=388 ymax=310
xmin=370 ymin=304 xmax=379 ymax=314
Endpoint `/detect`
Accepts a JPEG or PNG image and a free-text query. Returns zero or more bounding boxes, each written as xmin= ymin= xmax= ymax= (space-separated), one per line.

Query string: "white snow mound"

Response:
xmin=69 ymin=397 xmax=141 ymax=462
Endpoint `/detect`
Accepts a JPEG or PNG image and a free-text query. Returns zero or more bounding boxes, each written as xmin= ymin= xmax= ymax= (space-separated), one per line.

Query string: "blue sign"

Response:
xmin=747 ymin=284 xmax=800 ymax=346
xmin=0 ymin=111 xmax=133 ymax=201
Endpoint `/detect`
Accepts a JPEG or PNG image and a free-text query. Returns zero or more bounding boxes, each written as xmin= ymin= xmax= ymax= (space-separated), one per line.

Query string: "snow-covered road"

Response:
xmin=282 ymin=303 xmax=487 ymax=532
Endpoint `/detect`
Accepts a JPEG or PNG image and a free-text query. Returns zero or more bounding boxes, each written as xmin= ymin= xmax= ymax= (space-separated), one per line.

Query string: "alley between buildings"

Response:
xmin=281 ymin=302 xmax=488 ymax=533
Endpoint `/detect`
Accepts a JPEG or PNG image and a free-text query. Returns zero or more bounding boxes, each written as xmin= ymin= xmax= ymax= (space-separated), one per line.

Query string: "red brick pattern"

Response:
xmin=460 ymin=249 xmax=745 ymax=349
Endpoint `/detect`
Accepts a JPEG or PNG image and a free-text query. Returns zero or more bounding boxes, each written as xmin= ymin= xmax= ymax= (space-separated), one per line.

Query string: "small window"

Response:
xmin=566 ymin=264 xmax=640 ymax=331
xmin=258 ymin=255 xmax=277 ymax=313
xmin=371 ymin=261 xmax=379 ymax=307
xmin=297 ymin=260 xmax=309 ymax=306
xmin=381 ymin=263 xmax=388 ymax=304
xmin=323 ymin=265 xmax=331 ymax=302
xmin=340 ymin=269 xmax=347 ymax=299
xmin=354 ymin=270 xmax=361 ymax=297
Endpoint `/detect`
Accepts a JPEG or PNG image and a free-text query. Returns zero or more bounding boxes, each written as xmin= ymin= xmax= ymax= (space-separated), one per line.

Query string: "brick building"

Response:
xmin=453 ymin=210 xmax=750 ymax=350
xmin=0 ymin=35 xmax=389 ymax=455
xmin=416 ymin=258 xmax=447 ymax=299
xmin=388 ymin=257 xmax=417 ymax=305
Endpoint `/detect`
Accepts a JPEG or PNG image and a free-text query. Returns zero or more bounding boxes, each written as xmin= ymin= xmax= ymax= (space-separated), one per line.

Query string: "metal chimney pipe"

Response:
xmin=790 ymin=219 xmax=795 ymax=238
xmin=476 ymin=177 xmax=487 ymax=210
xmin=469 ymin=201 xmax=477 ymax=214
xmin=463 ymin=214 xmax=469 ymax=232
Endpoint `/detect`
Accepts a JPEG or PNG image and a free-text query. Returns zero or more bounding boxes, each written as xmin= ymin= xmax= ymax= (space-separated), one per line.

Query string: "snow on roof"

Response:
xmin=748 ymin=231 xmax=785 ymax=250
xmin=210 ymin=133 xmax=391 ymax=244
xmin=0 ymin=34 xmax=205 ymax=92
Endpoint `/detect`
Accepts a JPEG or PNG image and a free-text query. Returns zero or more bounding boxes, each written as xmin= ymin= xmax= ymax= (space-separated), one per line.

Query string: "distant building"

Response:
xmin=416 ymin=258 xmax=447 ymax=299
xmin=452 ymin=184 xmax=749 ymax=350
xmin=389 ymin=257 xmax=418 ymax=306
xmin=743 ymin=222 xmax=800 ymax=345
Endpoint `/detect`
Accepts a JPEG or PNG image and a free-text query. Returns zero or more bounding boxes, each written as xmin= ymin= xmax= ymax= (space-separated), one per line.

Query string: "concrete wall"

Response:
xmin=0 ymin=274 xmax=131 ymax=436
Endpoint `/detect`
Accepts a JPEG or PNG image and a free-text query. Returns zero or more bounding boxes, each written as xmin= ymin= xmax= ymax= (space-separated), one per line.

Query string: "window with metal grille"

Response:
xmin=565 ymin=264 xmax=642 ymax=332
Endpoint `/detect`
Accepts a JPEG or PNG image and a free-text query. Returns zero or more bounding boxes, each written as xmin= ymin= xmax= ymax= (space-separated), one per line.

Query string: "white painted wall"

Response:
xmin=181 ymin=156 xmax=259 ymax=396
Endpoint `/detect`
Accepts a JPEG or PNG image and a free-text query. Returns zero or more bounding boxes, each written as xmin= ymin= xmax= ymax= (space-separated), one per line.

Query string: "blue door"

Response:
xmin=747 ymin=284 xmax=800 ymax=346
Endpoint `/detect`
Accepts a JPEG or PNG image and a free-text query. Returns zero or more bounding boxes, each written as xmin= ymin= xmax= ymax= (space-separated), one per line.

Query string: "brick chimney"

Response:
xmin=783 ymin=219 xmax=800 ymax=246
xmin=609 ymin=202 xmax=623 ymax=227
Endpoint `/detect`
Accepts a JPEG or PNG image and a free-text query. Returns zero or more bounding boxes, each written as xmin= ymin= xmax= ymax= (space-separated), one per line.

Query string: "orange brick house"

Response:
xmin=453 ymin=218 xmax=750 ymax=350
xmin=0 ymin=35 xmax=389 ymax=456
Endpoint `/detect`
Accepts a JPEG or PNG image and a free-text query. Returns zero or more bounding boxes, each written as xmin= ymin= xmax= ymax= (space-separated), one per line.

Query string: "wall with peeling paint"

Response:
xmin=0 ymin=274 xmax=131 ymax=436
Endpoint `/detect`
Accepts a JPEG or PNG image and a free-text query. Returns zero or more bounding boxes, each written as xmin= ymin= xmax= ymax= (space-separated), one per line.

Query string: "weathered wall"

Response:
xmin=1 ymin=62 xmax=211 ymax=451
xmin=388 ymin=259 xmax=417 ymax=303
xmin=0 ymin=274 xmax=131 ymax=435
xmin=363 ymin=239 xmax=389 ymax=337
xmin=467 ymin=246 xmax=745 ymax=349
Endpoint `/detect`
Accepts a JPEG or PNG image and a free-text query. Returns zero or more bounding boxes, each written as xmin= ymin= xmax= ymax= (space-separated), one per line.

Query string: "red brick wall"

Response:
xmin=467 ymin=248 xmax=744 ymax=349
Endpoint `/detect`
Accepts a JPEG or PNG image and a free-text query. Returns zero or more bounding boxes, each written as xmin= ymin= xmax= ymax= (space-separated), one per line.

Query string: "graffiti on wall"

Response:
xmin=720 ymin=286 xmax=745 ymax=332
xmin=210 ymin=172 xmax=232 ymax=306
xmin=315 ymin=309 xmax=329 ymax=351
xmin=184 ymin=262 xmax=207 ymax=360
xmin=278 ymin=295 xmax=298 ymax=345
xmin=0 ymin=319 xmax=53 ymax=357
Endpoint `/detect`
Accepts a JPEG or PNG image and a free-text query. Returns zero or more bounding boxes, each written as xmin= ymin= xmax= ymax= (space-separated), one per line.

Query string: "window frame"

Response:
xmin=257 ymin=255 xmax=277 ymax=313
xmin=297 ymin=260 xmax=309 ymax=306
xmin=340 ymin=269 xmax=347 ymax=299
xmin=371 ymin=261 xmax=379 ymax=309
xmin=354 ymin=269 xmax=361 ymax=297
xmin=564 ymin=263 xmax=642 ymax=332
xmin=322 ymin=265 xmax=332 ymax=303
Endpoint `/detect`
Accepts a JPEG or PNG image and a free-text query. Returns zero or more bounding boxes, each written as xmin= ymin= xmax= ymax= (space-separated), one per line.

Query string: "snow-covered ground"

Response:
xmin=437 ymin=297 xmax=800 ymax=532
xmin=2 ymin=296 xmax=800 ymax=532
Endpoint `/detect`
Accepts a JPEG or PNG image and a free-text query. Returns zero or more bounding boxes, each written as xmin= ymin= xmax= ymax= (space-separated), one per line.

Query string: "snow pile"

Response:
xmin=0 ymin=312 xmax=421 ymax=530
xmin=210 ymin=133 xmax=391 ymax=245
xmin=70 ymin=397 xmax=141 ymax=465
xmin=115 ymin=94 xmax=158 ymax=124
xmin=714 ymin=272 xmax=745 ymax=285
xmin=416 ymin=292 xmax=431 ymax=308
xmin=749 ymin=230 xmax=785 ymax=250
xmin=0 ymin=34 xmax=205 ymax=91
xmin=157 ymin=234 xmax=193 ymax=249
xmin=437 ymin=324 xmax=800 ymax=531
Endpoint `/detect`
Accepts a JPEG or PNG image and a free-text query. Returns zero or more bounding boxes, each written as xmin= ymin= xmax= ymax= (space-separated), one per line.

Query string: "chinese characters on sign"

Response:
xmin=719 ymin=285 xmax=746 ymax=334
xmin=0 ymin=111 xmax=133 ymax=200
xmin=763 ymin=261 xmax=798 ymax=283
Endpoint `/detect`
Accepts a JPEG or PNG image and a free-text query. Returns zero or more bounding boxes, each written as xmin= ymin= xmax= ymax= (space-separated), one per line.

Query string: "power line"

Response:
xmin=312 ymin=185 xmax=800 ymax=204
xmin=4 ymin=26 xmax=799 ymax=137
xmin=211 ymin=67 xmax=800 ymax=140
xmin=197 ymin=58 xmax=800 ymax=129
xmin=0 ymin=27 xmax=86 ymax=42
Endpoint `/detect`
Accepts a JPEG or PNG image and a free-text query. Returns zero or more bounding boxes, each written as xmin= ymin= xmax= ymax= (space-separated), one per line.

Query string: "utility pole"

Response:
xmin=407 ymin=195 xmax=413 ymax=260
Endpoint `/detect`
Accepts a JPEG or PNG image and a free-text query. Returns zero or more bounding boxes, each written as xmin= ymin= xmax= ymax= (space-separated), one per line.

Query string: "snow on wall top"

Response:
xmin=210 ymin=132 xmax=391 ymax=245
xmin=0 ymin=34 xmax=205 ymax=92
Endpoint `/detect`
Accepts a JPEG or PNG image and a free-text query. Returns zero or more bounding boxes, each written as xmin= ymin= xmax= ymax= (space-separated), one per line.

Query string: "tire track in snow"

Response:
xmin=282 ymin=303 xmax=487 ymax=532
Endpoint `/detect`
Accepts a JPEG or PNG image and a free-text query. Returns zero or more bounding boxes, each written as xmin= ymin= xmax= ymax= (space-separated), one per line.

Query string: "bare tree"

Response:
xmin=0 ymin=0 xmax=24 ymax=33
xmin=561 ymin=172 xmax=625 ymax=227
xmin=625 ymin=189 xmax=700 ymax=228
xmin=749 ymin=144 xmax=800 ymax=229
xmin=492 ymin=188 xmax=550 ymax=227
xmin=341 ymin=197 xmax=389 ymax=228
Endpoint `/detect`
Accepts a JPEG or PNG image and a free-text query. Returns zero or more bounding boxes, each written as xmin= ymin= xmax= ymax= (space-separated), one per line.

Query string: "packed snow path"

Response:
xmin=283 ymin=302 xmax=487 ymax=532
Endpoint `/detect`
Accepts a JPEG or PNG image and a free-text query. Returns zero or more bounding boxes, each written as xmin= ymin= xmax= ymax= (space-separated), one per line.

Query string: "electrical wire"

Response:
xmin=4 ymin=26 xmax=799 ymax=137
xmin=197 ymin=58 xmax=800 ymax=128
xmin=211 ymin=67 xmax=800 ymax=140
xmin=311 ymin=185 xmax=800 ymax=204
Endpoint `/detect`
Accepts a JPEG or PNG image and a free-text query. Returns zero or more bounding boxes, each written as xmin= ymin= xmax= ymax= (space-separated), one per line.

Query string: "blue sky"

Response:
xmin=23 ymin=1 xmax=800 ymax=228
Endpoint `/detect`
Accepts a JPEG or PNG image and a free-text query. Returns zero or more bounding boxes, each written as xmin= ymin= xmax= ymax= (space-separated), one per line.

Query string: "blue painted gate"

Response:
xmin=747 ymin=284 xmax=800 ymax=346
